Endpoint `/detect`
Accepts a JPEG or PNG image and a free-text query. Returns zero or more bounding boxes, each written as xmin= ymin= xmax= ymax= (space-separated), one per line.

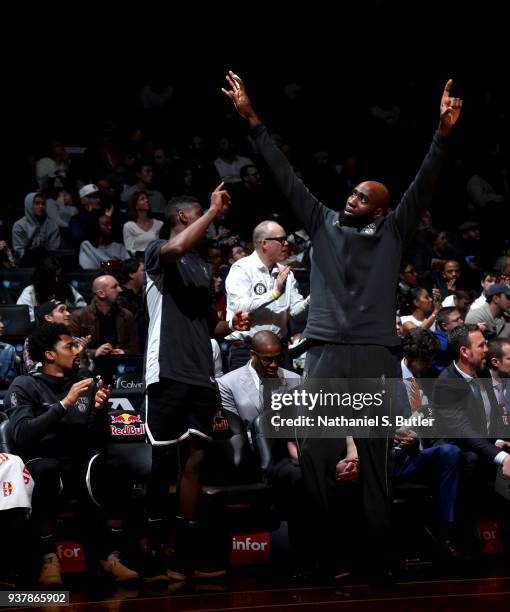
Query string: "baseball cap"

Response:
xmin=487 ymin=283 xmax=510 ymax=298
xmin=458 ymin=221 xmax=480 ymax=233
xmin=35 ymin=300 xmax=62 ymax=323
xmin=79 ymin=184 xmax=100 ymax=199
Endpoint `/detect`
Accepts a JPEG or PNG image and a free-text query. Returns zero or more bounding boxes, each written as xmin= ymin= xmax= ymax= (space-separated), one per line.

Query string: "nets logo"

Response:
xmin=230 ymin=533 xmax=271 ymax=565
xmin=2 ymin=481 xmax=13 ymax=497
xmin=475 ymin=521 xmax=504 ymax=554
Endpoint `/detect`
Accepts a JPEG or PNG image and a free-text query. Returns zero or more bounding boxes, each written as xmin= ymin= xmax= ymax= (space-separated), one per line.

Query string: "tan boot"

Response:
xmin=38 ymin=554 xmax=63 ymax=587
xmin=100 ymin=551 xmax=140 ymax=583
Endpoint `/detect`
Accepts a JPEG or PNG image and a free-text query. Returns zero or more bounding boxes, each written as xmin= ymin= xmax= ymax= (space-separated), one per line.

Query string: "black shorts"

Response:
xmin=145 ymin=378 xmax=218 ymax=445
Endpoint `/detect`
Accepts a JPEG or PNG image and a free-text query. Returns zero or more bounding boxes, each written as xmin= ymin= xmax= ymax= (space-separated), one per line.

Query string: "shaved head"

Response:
xmin=92 ymin=275 xmax=115 ymax=293
xmin=358 ymin=181 xmax=391 ymax=212
xmin=252 ymin=330 xmax=281 ymax=352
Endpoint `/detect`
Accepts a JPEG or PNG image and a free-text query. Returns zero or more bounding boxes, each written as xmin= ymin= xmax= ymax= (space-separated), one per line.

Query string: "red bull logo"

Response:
xmin=110 ymin=412 xmax=145 ymax=436
xmin=2 ymin=481 xmax=13 ymax=497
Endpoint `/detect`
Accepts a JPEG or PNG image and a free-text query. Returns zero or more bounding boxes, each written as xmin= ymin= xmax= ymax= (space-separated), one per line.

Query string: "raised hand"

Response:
xmin=221 ymin=71 xmax=260 ymax=126
xmin=94 ymin=379 xmax=112 ymax=410
xmin=210 ymin=182 xmax=231 ymax=217
xmin=275 ymin=266 xmax=291 ymax=294
xmin=61 ymin=378 xmax=93 ymax=409
xmin=232 ymin=311 xmax=252 ymax=331
xmin=439 ymin=79 xmax=463 ymax=136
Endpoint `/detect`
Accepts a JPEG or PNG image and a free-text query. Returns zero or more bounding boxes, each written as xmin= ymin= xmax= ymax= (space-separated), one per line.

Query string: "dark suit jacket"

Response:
xmin=432 ymin=363 xmax=509 ymax=462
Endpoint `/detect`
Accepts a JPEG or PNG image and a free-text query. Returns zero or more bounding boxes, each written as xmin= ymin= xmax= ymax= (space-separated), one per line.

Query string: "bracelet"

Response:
xmin=271 ymin=289 xmax=281 ymax=299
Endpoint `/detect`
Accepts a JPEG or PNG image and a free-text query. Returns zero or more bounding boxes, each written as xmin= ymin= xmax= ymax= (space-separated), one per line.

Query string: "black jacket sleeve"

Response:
xmin=4 ymin=379 xmax=66 ymax=449
xmin=250 ymin=123 xmax=331 ymax=236
xmin=393 ymin=131 xmax=449 ymax=242
xmin=432 ymin=375 xmax=500 ymax=462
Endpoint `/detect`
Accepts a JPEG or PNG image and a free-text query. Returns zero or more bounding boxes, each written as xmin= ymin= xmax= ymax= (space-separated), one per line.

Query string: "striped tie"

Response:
xmin=409 ymin=377 xmax=422 ymax=412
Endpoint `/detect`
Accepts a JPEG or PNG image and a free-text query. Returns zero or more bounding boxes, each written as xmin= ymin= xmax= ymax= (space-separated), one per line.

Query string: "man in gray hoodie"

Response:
xmin=12 ymin=193 xmax=61 ymax=263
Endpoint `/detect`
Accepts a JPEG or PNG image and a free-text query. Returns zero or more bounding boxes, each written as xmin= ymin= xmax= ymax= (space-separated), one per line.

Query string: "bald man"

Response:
xmin=225 ymin=219 xmax=309 ymax=370
xmin=70 ymin=274 xmax=138 ymax=366
xmin=223 ymin=72 xmax=463 ymax=582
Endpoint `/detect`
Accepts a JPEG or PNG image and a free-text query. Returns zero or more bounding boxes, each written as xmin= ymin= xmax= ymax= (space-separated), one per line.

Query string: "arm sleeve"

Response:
xmin=432 ymin=378 xmax=500 ymax=462
xmin=217 ymin=377 xmax=240 ymax=417
xmin=4 ymin=382 xmax=66 ymax=448
xmin=250 ymin=123 xmax=330 ymax=236
xmin=46 ymin=201 xmax=67 ymax=228
xmin=11 ymin=222 xmax=27 ymax=257
xmin=288 ymin=274 xmax=309 ymax=318
xmin=123 ymin=222 xmax=137 ymax=254
xmin=225 ymin=265 xmax=278 ymax=314
xmin=47 ymin=223 xmax=61 ymax=251
xmin=393 ymin=131 xmax=449 ymax=241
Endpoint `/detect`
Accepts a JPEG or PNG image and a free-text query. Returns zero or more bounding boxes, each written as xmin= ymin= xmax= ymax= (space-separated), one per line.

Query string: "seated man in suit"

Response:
xmin=217 ymin=331 xmax=307 ymax=570
xmin=395 ymin=329 xmax=464 ymax=559
xmin=487 ymin=338 xmax=510 ymax=417
xmin=432 ymin=324 xmax=510 ymax=552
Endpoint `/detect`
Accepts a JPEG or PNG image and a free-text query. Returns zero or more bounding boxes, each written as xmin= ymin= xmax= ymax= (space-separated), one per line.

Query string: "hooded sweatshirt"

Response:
xmin=11 ymin=193 xmax=61 ymax=257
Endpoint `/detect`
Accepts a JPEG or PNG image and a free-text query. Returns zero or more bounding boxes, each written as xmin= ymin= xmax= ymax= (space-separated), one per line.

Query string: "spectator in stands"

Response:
xmin=446 ymin=289 xmax=475 ymax=319
xmin=432 ymin=324 xmax=510 ymax=553
xmin=395 ymin=329 xmax=465 ymax=559
xmin=70 ymin=275 xmax=139 ymax=367
xmin=465 ymin=283 xmax=510 ymax=338
xmin=79 ymin=215 xmax=128 ymax=270
xmin=152 ymin=147 xmax=178 ymax=198
xmin=44 ymin=187 xmax=79 ymax=233
xmin=414 ymin=229 xmax=453 ymax=273
xmin=35 ymin=141 xmax=70 ymax=190
xmin=225 ymin=220 xmax=309 ymax=370
xmin=397 ymin=261 xmax=419 ymax=313
xmin=470 ymin=271 xmax=497 ymax=310
xmin=68 ymin=184 xmax=104 ymax=246
xmin=214 ymin=136 xmax=253 ymax=185
xmin=0 ymin=239 xmax=17 ymax=269
xmin=121 ymin=162 xmax=166 ymax=217
xmin=487 ymin=338 xmax=510 ymax=412
xmin=0 ymin=314 xmax=16 ymax=381
xmin=494 ymin=242 xmax=510 ymax=273
xmin=434 ymin=307 xmax=464 ymax=371
xmin=401 ymin=288 xmax=442 ymax=333
xmin=17 ymin=255 xmax=86 ymax=322
xmin=12 ymin=193 xmax=61 ymax=265
xmin=433 ymin=260 xmax=463 ymax=301
xmin=123 ymin=191 xmax=163 ymax=256
xmin=118 ymin=258 xmax=146 ymax=349
xmin=228 ymin=245 xmax=247 ymax=265
xmin=4 ymin=323 xmax=140 ymax=587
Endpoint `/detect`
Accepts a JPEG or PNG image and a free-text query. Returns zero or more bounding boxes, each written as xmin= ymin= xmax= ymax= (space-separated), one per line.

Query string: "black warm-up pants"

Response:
xmin=298 ymin=342 xmax=399 ymax=573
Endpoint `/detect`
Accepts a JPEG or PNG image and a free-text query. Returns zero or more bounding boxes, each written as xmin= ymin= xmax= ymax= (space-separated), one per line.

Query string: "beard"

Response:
xmin=338 ymin=210 xmax=375 ymax=230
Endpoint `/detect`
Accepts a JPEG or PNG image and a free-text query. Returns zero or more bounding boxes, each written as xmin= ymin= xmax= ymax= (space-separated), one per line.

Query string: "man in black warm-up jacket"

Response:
xmin=222 ymin=72 xmax=463 ymax=582
xmin=4 ymin=323 xmax=139 ymax=588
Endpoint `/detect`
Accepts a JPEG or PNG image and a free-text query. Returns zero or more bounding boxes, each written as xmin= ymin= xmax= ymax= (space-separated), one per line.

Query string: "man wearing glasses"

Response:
xmin=225 ymin=220 xmax=309 ymax=370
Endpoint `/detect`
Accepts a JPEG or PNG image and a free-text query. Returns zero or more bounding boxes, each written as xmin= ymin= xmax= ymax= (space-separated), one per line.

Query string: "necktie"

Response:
xmin=470 ymin=379 xmax=483 ymax=405
xmin=409 ymin=377 xmax=421 ymax=411
xmin=495 ymin=382 xmax=505 ymax=406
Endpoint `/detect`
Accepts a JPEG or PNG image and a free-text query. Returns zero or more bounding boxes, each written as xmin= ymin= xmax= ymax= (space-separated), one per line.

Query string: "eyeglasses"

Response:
xmin=254 ymin=352 xmax=283 ymax=365
xmin=263 ymin=236 xmax=288 ymax=245
xmin=350 ymin=188 xmax=370 ymax=204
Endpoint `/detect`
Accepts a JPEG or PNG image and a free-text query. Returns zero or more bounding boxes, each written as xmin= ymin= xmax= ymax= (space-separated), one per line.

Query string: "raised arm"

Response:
xmin=394 ymin=79 xmax=463 ymax=240
xmin=160 ymin=183 xmax=231 ymax=266
xmin=222 ymin=71 xmax=329 ymax=235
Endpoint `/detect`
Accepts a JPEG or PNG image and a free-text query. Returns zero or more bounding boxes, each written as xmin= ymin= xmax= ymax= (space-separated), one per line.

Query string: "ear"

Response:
xmin=45 ymin=349 xmax=56 ymax=364
xmin=178 ymin=210 xmax=188 ymax=225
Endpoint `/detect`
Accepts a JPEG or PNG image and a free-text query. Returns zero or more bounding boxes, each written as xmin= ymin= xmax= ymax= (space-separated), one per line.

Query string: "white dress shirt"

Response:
xmin=225 ymin=250 xmax=309 ymax=339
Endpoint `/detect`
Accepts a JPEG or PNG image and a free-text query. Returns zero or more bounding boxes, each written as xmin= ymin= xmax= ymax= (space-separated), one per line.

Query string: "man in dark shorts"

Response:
xmin=143 ymin=185 xmax=247 ymax=582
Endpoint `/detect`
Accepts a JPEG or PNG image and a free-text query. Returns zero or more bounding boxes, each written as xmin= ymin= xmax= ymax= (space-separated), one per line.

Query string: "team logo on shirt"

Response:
xmin=361 ymin=223 xmax=376 ymax=235
xmin=254 ymin=283 xmax=266 ymax=295
xmin=2 ymin=481 xmax=13 ymax=497
xmin=75 ymin=397 xmax=88 ymax=413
